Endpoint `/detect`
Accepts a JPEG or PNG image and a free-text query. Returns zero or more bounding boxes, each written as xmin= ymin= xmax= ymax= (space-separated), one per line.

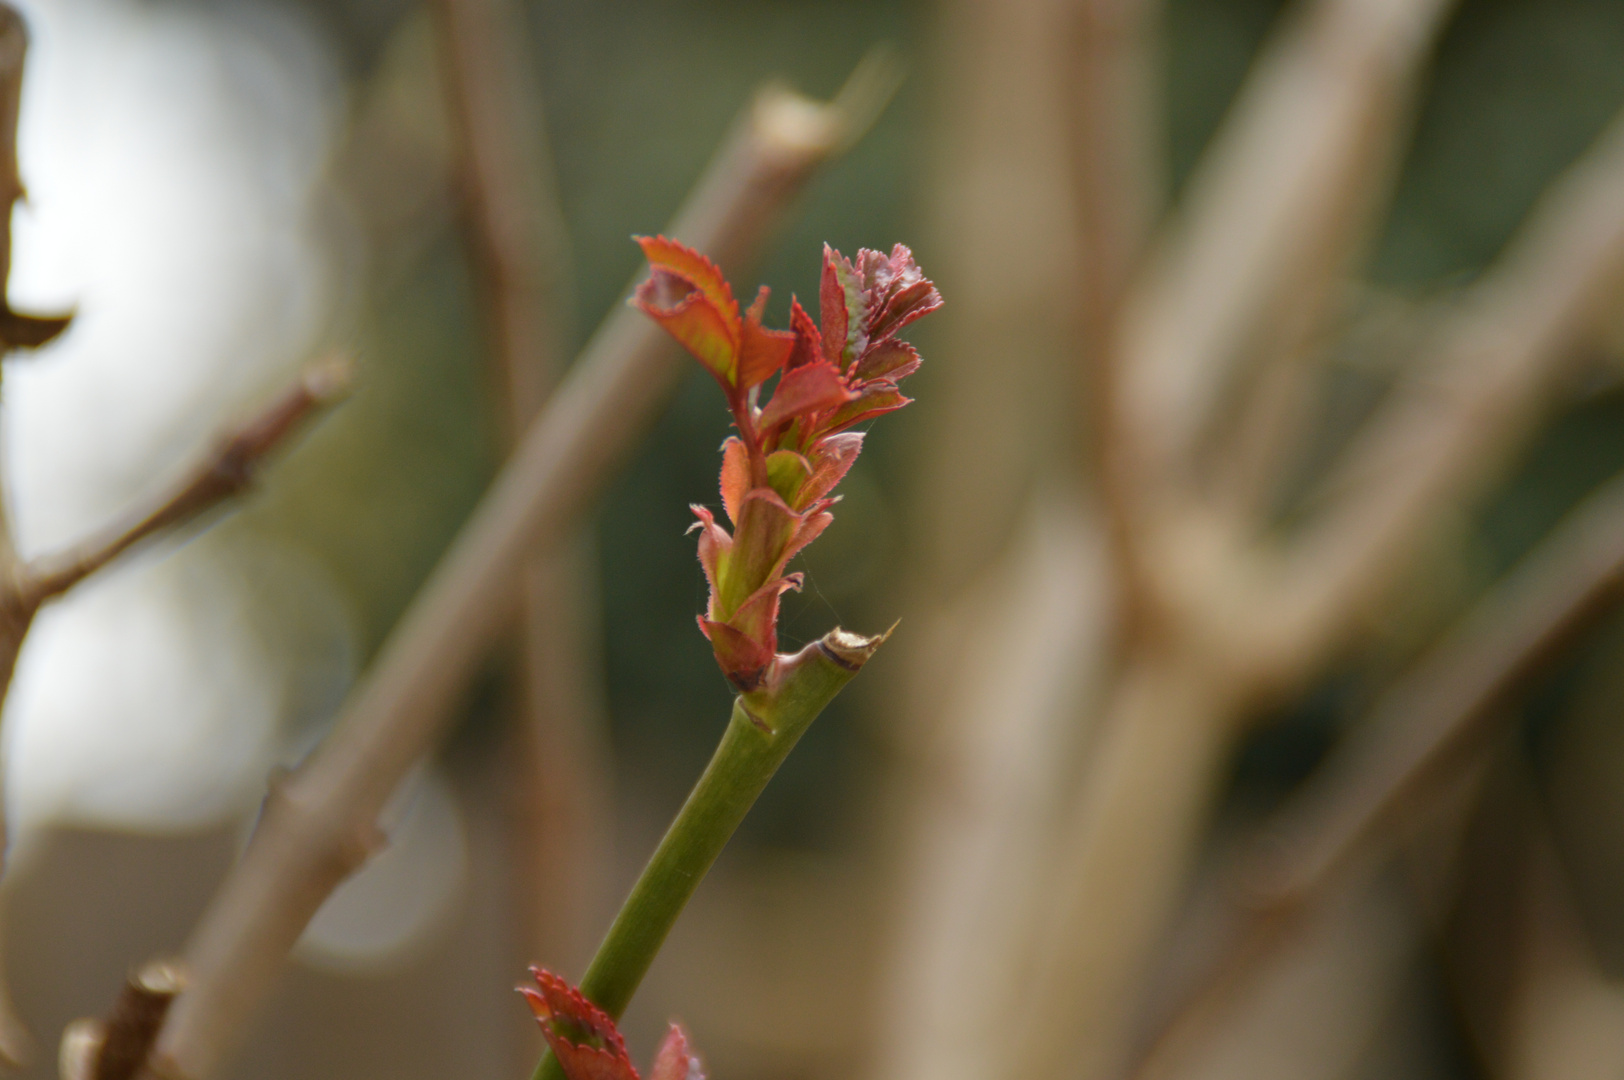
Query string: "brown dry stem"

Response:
xmin=873 ymin=1 xmax=1143 ymax=1076
xmin=1068 ymin=0 xmax=1163 ymax=631
xmin=1250 ymin=471 xmax=1624 ymax=906
xmin=0 ymin=5 xmax=343 ymax=1071
xmin=1006 ymin=8 xmax=1624 ymax=1080
xmin=59 ymin=962 xmax=189 ymax=1080
xmin=1116 ymin=0 xmax=1456 ymax=501
xmin=1131 ymin=469 xmax=1624 ymax=1078
xmin=136 ymin=60 xmax=898 ymax=1080
xmin=1009 ymin=0 xmax=1457 ymax=1075
xmin=18 ymin=359 xmax=350 ymax=608
xmin=428 ymin=0 xmax=609 ymax=974
xmin=1261 ymin=105 xmax=1624 ymax=679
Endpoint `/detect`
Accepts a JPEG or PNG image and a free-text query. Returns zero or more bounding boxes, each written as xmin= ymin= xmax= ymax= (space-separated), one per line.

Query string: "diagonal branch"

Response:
xmin=427 ymin=0 xmax=608 ymax=976
xmin=429 ymin=0 xmax=570 ymax=442
xmin=135 ymin=59 xmax=899 ymax=1080
xmin=1003 ymin=2 xmax=1461 ymax=1077
xmin=1250 ymin=469 xmax=1624 ymax=909
xmin=1067 ymin=0 xmax=1164 ymax=631
xmin=1116 ymin=0 xmax=1455 ymax=506
xmin=17 ymin=357 xmax=350 ymax=608
xmin=1259 ymin=104 xmax=1624 ymax=683
xmin=1132 ymin=469 xmax=1624 ymax=1076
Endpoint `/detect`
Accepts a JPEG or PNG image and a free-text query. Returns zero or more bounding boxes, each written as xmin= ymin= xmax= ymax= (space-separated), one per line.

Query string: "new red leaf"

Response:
xmin=718 ymin=438 xmax=749 ymax=528
xmin=687 ymin=505 xmax=733 ymax=621
xmin=698 ymin=616 xmax=774 ymax=692
xmin=852 ymin=339 xmax=921 ymax=383
xmin=757 ymin=360 xmax=855 ymax=433
xmin=634 ymin=273 xmax=739 ymax=385
xmin=821 ymin=384 xmax=912 ymax=433
xmin=649 ymin=1025 xmax=706 ymax=1080
xmin=521 ymin=969 xmax=638 ymax=1080
xmin=521 ymin=970 xmax=709 ymax=1080
xmin=636 ymin=236 xmax=738 ymax=325
xmin=800 ymin=432 xmax=864 ymax=508
xmin=866 ymin=276 xmax=942 ymax=342
xmin=820 ymin=244 xmax=866 ymax=367
xmin=737 ymin=287 xmax=796 ymax=390
xmin=723 ymin=489 xmax=800 ymax=616
xmin=787 ymin=297 xmax=823 ymax=370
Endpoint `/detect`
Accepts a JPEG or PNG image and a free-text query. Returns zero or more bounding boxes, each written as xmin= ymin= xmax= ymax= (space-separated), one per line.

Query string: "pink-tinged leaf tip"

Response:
xmin=756 ymin=360 xmax=855 ymax=433
xmin=521 ymin=970 xmax=710 ymax=1080
xmin=787 ymin=298 xmax=823 ymax=370
xmin=635 ymin=236 xmax=737 ymax=324
xmin=737 ymin=287 xmax=796 ymax=390
xmin=522 ymin=968 xmax=638 ymax=1080
xmin=649 ymin=1025 xmax=706 ymax=1080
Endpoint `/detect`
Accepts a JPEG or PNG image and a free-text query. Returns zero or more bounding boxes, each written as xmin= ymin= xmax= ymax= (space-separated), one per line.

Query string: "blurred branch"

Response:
xmin=1497 ymin=821 xmax=1624 ymax=1080
xmin=60 ymin=962 xmax=187 ymax=1080
xmin=0 ymin=9 xmax=336 ymax=1068
xmin=17 ymin=358 xmax=350 ymax=608
xmin=1006 ymin=2 xmax=1458 ymax=1078
xmin=874 ymin=0 xmax=1116 ymax=1076
xmin=0 ymin=359 xmax=345 ymax=1067
xmin=1067 ymin=0 xmax=1162 ymax=630
xmin=1131 ymin=470 xmax=1624 ymax=1077
xmin=137 ymin=59 xmax=899 ymax=1080
xmin=0 ymin=4 xmax=68 ymax=362
xmin=429 ymin=0 xmax=569 ymax=439
xmin=1009 ymin=647 xmax=1241 ymax=1080
xmin=428 ymin=0 xmax=609 ymax=975
xmin=1134 ymin=868 xmax=1424 ymax=1080
xmin=874 ymin=501 xmax=1113 ymax=1080
xmin=1116 ymin=0 xmax=1454 ymax=510
xmin=0 ymin=5 xmax=349 ymax=1074
xmin=1262 ymin=104 xmax=1624 ymax=680
xmin=1249 ymin=470 xmax=1624 ymax=906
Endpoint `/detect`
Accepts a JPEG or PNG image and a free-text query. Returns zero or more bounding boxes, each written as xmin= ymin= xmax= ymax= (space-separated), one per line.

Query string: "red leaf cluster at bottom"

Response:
xmin=520 ymin=968 xmax=705 ymax=1080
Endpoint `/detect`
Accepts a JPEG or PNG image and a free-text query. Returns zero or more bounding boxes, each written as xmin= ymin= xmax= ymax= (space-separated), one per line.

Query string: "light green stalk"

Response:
xmin=531 ymin=626 xmax=891 ymax=1080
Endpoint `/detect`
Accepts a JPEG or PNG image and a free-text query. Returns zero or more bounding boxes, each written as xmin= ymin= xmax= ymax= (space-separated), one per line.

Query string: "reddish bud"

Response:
xmin=649 ymin=1025 xmax=706 ymax=1080
xmin=632 ymin=238 xmax=938 ymax=689
xmin=521 ymin=970 xmax=706 ymax=1080
xmin=521 ymin=968 xmax=638 ymax=1080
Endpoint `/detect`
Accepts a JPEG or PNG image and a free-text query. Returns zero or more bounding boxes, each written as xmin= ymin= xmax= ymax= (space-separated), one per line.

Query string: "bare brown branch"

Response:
xmin=94 ymin=963 xmax=187 ymax=1080
xmin=874 ymin=1 xmax=1119 ymax=1074
xmin=427 ymin=0 xmax=609 ymax=975
xmin=60 ymin=962 xmax=188 ymax=1080
xmin=1250 ymin=471 xmax=1624 ymax=906
xmin=428 ymin=0 xmax=569 ymax=439
xmin=1497 ymin=825 xmax=1624 ymax=1080
xmin=18 ymin=357 xmax=350 ymax=608
xmin=1005 ymin=2 xmax=1461 ymax=1077
xmin=137 ymin=62 xmax=898 ymax=1080
xmin=1131 ymin=470 xmax=1624 ymax=1078
xmin=1261 ymin=104 xmax=1624 ymax=682
xmin=1007 ymin=650 xmax=1241 ymax=1080
xmin=1067 ymin=0 xmax=1163 ymax=631
xmin=1116 ymin=0 xmax=1454 ymax=503
xmin=1135 ymin=868 xmax=1424 ymax=1080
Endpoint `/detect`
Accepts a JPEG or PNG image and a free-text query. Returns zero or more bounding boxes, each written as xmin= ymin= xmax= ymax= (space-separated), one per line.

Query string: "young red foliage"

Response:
xmin=633 ymin=236 xmax=940 ymax=690
xmin=521 ymin=968 xmax=705 ymax=1080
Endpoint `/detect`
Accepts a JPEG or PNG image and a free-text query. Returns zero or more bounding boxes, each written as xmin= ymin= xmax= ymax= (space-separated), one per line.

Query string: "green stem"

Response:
xmin=530 ymin=626 xmax=890 ymax=1080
